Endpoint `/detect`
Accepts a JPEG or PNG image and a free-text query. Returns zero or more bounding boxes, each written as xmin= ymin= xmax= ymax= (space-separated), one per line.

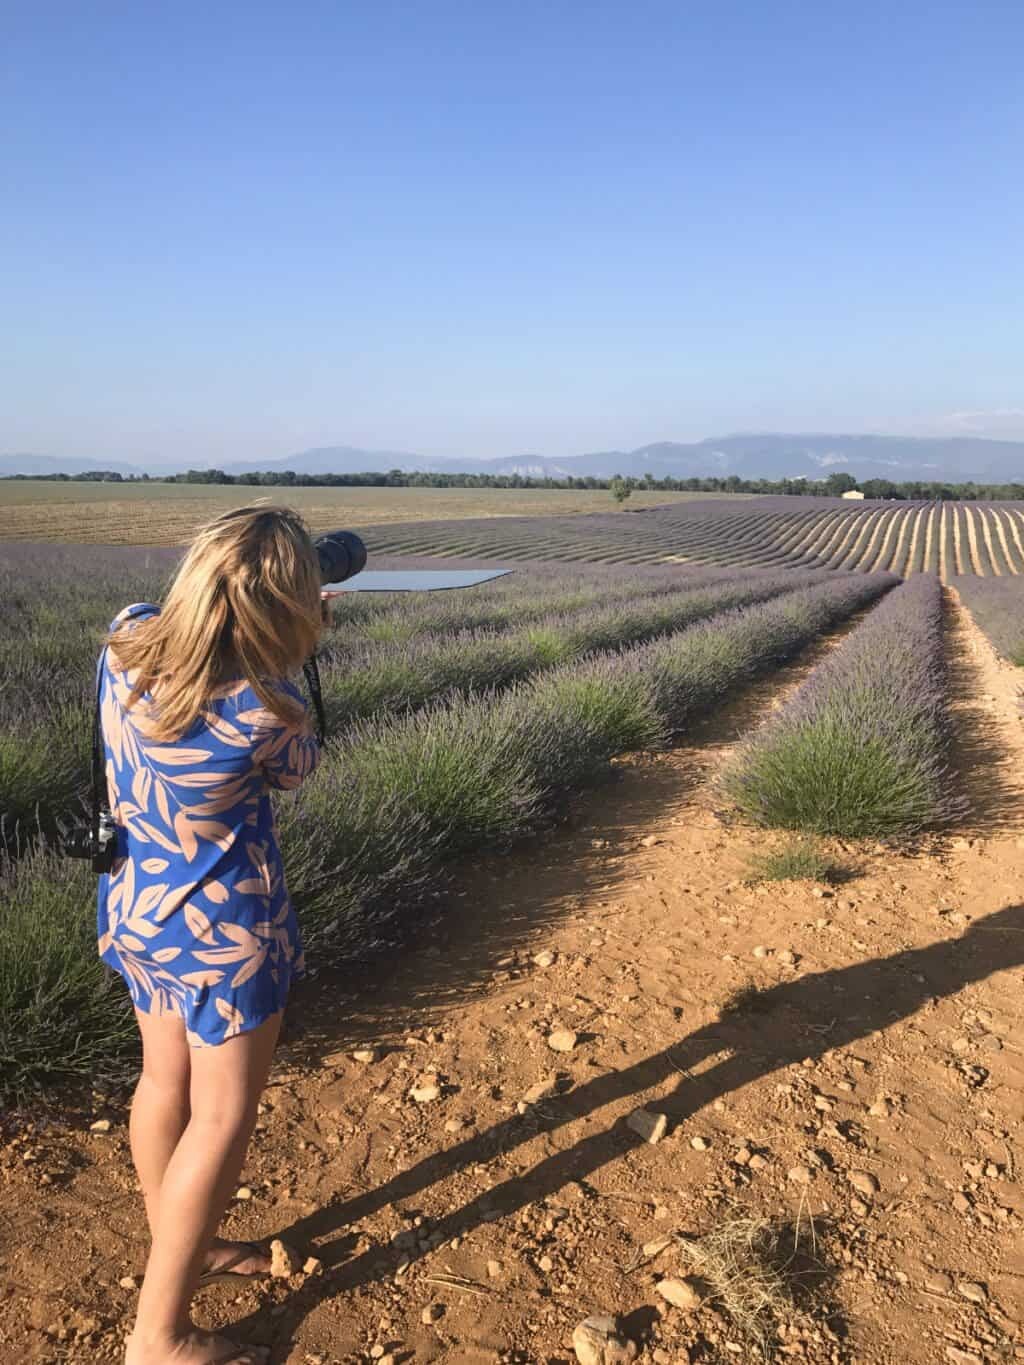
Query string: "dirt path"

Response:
xmin=3 ymin=602 xmax=1024 ymax=1365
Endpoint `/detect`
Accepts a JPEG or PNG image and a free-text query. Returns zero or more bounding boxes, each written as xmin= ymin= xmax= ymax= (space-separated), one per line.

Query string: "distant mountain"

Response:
xmin=0 ymin=452 xmax=150 ymax=477
xmin=4 ymin=433 xmax=1024 ymax=483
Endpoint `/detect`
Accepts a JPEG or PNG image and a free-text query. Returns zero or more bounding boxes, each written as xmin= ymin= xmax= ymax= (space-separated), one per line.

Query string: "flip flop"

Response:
xmin=197 ymin=1240 xmax=273 ymax=1288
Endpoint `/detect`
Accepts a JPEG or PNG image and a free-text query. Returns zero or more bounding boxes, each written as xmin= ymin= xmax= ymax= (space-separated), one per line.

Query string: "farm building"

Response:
xmin=842 ymin=489 xmax=866 ymax=500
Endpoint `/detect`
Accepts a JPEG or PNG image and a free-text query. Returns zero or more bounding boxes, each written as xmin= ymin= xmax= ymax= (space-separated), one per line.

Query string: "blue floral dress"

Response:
xmin=97 ymin=602 xmax=320 ymax=1046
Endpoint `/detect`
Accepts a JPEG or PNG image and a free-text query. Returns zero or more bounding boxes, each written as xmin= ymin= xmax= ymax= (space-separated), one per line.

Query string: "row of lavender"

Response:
xmin=722 ymin=576 xmax=960 ymax=836
xmin=1 ymin=570 xmax=894 ymax=1094
xmin=952 ymin=576 xmax=1024 ymax=665
xmin=0 ymin=545 xmax=759 ymax=840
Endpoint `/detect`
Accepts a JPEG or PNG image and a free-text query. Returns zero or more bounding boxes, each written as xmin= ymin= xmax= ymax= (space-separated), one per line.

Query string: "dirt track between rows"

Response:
xmin=2 ymin=594 xmax=1023 ymax=1364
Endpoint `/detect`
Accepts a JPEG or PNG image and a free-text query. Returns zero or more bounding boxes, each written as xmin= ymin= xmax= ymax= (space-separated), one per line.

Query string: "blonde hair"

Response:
xmin=107 ymin=504 xmax=322 ymax=742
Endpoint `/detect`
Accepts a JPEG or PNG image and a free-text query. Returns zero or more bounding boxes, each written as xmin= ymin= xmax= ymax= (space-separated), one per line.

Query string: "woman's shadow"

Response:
xmin=237 ymin=900 xmax=1024 ymax=1357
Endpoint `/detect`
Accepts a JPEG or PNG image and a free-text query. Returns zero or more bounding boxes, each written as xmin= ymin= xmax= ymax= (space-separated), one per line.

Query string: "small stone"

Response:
xmin=848 ymin=1170 xmax=880 ymax=1198
xmin=642 ymin=1236 xmax=674 ymax=1260
xmin=352 ymin=1048 xmax=379 ymax=1064
xmin=735 ymin=1147 xmax=752 ymax=1166
xmin=868 ymin=1098 xmax=892 ymax=1117
xmin=788 ymin=1165 xmax=813 ymax=1185
xmin=270 ymin=1239 xmax=301 ymax=1278
xmin=778 ymin=950 xmax=797 ymax=966
xmin=487 ymin=1260 xmax=502 ymax=1278
xmin=118 ymin=1276 xmax=138 ymax=1291
xmin=235 ymin=1186 xmax=253 ymax=1201
xmin=690 ymin=1135 xmax=710 ymax=1151
xmin=421 ymin=1303 xmax=444 ymax=1325
xmin=572 ymin=1314 xmax=638 ymax=1365
xmin=538 ymin=1254 xmax=554 ymax=1272
xmin=626 ymin=1107 xmax=668 ymax=1144
xmin=302 ymin=1256 xmax=322 ymax=1276
xmin=656 ymin=1276 xmax=705 ymax=1311
xmin=410 ymin=1083 xmax=441 ymax=1104
xmin=925 ymin=1271 xmax=953 ymax=1293
xmin=752 ymin=945 xmax=771 ymax=959
xmin=748 ymin=1153 xmax=768 ymax=1171
xmin=850 ymin=1198 xmax=869 ymax=1217
xmin=532 ymin=950 xmax=556 ymax=968
xmin=813 ymin=1094 xmax=834 ymax=1112
xmin=641 ymin=835 xmax=660 ymax=848
xmin=89 ymin=1119 xmax=112 ymax=1134
xmin=945 ymin=1350 xmax=983 ymax=1365
xmin=952 ymin=1192 xmax=973 ymax=1214
xmin=548 ymin=1029 xmax=578 ymax=1053
xmin=957 ymin=1280 xmax=987 ymax=1304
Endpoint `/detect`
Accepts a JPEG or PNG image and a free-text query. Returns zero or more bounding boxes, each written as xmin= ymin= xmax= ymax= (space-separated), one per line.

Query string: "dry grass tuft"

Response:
xmin=674 ymin=1206 xmax=821 ymax=1359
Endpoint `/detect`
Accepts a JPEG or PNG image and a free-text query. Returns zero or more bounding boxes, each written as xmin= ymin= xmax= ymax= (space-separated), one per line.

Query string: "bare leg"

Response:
xmin=131 ymin=1009 xmax=192 ymax=1233
xmin=131 ymin=1009 xmax=271 ymax=1278
xmin=126 ymin=1011 xmax=281 ymax=1365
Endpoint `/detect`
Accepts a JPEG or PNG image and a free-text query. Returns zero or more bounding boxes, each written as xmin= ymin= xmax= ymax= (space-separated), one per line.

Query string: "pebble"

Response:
xmin=118 ymin=1276 xmax=138 ymax=1291
xmin=778 ymin=949 xmax=797 ymax=966
xmin=957 ymin=1281 xmax=988 ymax=1304
xmin=640 ymin=835 xmax=660 ymax=848
xmin=945 ymin=1350 xmax=983 ymax=1365
xmin=89 ymin=1119 xmax=112 ymax=1134
xmin=523 ymin=1076 xmax=559 ymax=1105
xmin=303 ymin=1256 xmax=322 ymax=1276
xmin=548 ymin=1029 xmax=578 ymax=1053
xmin=748 ymin=1153 xmax=768 ymax=1171
xmin=788 ymin=1164 xmax=813 ymax=1185
xmin=925 ymin=1271 xmax=954 ymax=1293
xmin=421 ymin=1303 xmax=444 ymax=1325
xmin=533 ymin=950 xmax=556 ymax=968
xmin=690 ymin=1135 xmax=710 ymax=1151
xmin=270 ymin=1239 xmax=301 ymax=1278
xmin=626 ymin=1107 xmax=668 ymax=1144
xmin=848 ymin=1170 xmax=880 ymax=1198
xmin=572 ymin=1314 xmax=638 ymax=1365
xmin=235 ymin=1186 xmax=253 ymax=1201
xmin=538 ymin=1254 xmax=554 ymax=1272
xmin=410 ymin=1083 xmax=441 ymax=1104
xmin=868 ymin=1098 xmax=892 ymax=1117
xmin=752 ymin=945 xmax=771 ymax=959
xmin=487 ymin=1260 xmax=503 ymax=1278
xmin=656 ymin=1276 xmax=705 ymax=1311
xmin=352 ymin=1048 xmax=380 ymax=1064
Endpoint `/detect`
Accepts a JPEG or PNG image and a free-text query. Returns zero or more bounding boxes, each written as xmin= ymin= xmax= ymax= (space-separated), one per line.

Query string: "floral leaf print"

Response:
xmin=130 ymin=882 xmax=170 ymax=918
xmin=131 ymin=766 xmax=152 ymax=810
xmin=140 ymin=857 xmax=169 ymax=874
xmin=156 ymin=886 xmax=190 ymax=922
xmin=133 ymin=819 xmax=182 ymax=853
xmin=121 ymin=916 xmax=161 ymax=939
xmin=152 ymin=947 xmax=182 ymax=963
xmin=144 ymin=745 xmax=216 ymax=766
xmin=230 ymin=945 xmax=269 ymax=988
xmin=184 ymin=903 xmax=217 ymax=945
xmin=215 ymin=998 xmax=245 ymax=1038
xmin=201 ymin=878 xmax=230 ymax=904
xmin=154 ymin=779 xmax=173 ymax=826
xmin=200 ymin=711 xmax=252 ymax=749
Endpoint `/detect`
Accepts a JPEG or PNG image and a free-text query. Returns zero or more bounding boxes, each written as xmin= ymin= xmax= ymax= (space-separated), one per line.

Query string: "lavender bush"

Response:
xmin=281 ymin=572 xmax=894 ymax=948
xmin=953 ymin=575 xmax=1024 ymax=665
xmin=721 ymin=575 xmax=959 ymax=837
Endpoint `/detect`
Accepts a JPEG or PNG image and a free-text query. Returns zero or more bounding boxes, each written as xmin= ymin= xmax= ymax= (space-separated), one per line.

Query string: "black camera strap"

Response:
xmin=302 ymin=652 xmax=326 ymax=745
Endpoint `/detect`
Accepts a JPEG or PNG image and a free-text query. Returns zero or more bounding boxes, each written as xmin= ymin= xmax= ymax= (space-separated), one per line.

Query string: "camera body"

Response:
xmin=63 ymin=807 xmax=119 ymax=873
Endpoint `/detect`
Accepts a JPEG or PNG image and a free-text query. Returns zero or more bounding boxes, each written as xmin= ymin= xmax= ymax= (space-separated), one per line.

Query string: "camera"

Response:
xmin=62 ymin=807 xmax=119 ymax=873
xmin=314 ymin=529 xmax=367 ymax=585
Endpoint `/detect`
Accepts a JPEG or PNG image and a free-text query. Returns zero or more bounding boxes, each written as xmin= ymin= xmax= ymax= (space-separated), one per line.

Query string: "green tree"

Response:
xmin=824 ymin=471 xmax=859 ymax=497
xmin=610 ymin=476 xmax=632 ymax=504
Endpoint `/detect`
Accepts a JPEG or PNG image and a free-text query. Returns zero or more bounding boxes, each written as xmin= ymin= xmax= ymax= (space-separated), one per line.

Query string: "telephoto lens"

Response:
xmin=314 ymin=529 xmax=368 ymax=585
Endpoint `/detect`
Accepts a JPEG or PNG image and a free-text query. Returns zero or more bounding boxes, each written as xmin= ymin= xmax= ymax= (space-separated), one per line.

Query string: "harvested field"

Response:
xmin=0 ymin=482 xmax=722 ymax=545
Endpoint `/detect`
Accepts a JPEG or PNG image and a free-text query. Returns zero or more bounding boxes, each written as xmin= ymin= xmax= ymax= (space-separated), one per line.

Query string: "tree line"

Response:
xmin=6 ymin=468 xmax=1024 ymax=501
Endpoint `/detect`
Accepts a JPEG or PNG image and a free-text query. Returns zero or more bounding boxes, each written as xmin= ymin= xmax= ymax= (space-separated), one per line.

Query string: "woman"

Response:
xmin=98 ymin=505 xmax=328 ymax=1365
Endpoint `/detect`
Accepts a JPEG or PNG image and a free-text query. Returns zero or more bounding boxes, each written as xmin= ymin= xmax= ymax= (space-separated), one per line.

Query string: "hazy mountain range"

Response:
xmin=4 ymin=433 xmax=1024 ymax=483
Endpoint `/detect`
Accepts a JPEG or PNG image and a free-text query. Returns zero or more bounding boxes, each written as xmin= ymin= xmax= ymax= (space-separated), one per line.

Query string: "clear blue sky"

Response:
xmin=3 ymin=1 xmax=1023 ymax=464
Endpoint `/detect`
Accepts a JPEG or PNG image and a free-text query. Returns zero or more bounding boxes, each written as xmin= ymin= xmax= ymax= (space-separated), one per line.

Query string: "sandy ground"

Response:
xmin=2 ymin=593 xmax=1023 ymax=1365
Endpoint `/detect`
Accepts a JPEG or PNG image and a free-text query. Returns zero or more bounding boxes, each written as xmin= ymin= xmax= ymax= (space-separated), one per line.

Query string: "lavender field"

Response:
xmin=0 ymin=541 xmax=903 ymax=1095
